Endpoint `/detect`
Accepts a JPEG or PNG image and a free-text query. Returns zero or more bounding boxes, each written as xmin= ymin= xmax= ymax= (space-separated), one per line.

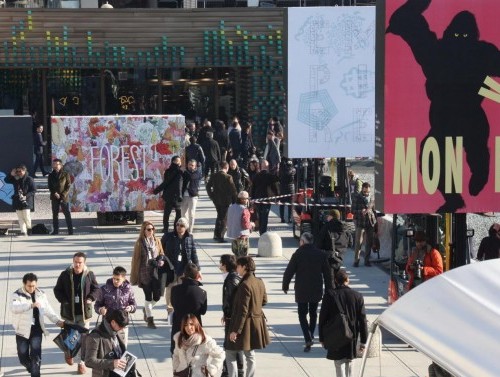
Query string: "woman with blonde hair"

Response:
xmin=130 ymin=221 xmax=166 ymax=329
xmin=173 ymin=313 xmax=225 ymax=377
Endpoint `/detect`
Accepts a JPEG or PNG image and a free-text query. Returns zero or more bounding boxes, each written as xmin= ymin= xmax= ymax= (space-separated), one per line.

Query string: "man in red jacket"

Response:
xmin=405 ymin=230 xmax=443 ymax=290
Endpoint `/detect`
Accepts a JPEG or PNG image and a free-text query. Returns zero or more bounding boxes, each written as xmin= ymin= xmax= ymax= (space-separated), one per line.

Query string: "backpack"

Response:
xmin=31 ymin=223 xmax=50 ymax=234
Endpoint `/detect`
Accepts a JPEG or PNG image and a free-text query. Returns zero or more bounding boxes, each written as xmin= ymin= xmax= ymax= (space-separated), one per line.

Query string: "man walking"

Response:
xmin=5 ymin=164 xmax=36 ymax=236
xmin=54 ymin=252 xmax=100 ymax=374
xmin=153 ymin=155 xmax=183 ymax=233
xmin=85 ymin=310 xmax=130 ymax=376
xmin=282 ymin=232 xmax=332 ymax=352
xmin=11 ymin=273 xmax=64 ymax=377
xmin=33 ymin=125 xmax=48 ymax=177
xmin=316 ymin=209 xmax=351 ymax=283
xmin=48 ymin=158 xmax=73 ymax=235
xmin=94 ymin=266 xmax=136 ymax=345
xmin=181 ymin=159 xmax=203 ymax=232
xmin=206 ymin=161 xmax=237 ymax=242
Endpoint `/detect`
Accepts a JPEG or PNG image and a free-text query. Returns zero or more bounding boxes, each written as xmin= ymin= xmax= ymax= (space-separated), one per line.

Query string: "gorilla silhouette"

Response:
xmin=387 ymin=0 xmax=500 ymax=212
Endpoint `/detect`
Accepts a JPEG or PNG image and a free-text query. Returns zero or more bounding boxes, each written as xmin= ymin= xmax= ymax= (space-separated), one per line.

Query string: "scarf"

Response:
xmin=181 ymin=332 xmax=203 ymax=350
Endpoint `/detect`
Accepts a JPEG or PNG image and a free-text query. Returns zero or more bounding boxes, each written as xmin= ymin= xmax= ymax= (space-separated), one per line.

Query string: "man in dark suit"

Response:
xmin=200 ymin=131 xmax=221 ymax=182
xmin=206 ymin=161 xmax=237 ymax=242
xmin=170 ymin=263 xmax=207 ymax=354
xmin=282 ymin=232 xmax=332 ymax=352
xmin=33 ymin=124 xmax=48 ymax=177
xmin=250 ymin=160 xmax=280 ymax=234
xmin=153 ymin=155 xmax=183 ymax=233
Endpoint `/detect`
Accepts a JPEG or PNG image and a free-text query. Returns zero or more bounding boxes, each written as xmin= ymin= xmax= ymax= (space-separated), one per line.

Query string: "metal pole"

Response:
xmin=357 ymin=322 xmax=378 ymax=377
xmin=452 ymin=213 xmax=468 ymax=268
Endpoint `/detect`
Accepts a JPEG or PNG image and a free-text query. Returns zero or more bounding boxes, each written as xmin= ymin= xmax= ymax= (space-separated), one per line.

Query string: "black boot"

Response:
xmin=147 ymin=317 xmax=157 ymax=329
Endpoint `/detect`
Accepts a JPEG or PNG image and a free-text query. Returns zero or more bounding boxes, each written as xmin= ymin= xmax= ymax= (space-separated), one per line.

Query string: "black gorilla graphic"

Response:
xmin=387 ymin=0 xmax=500 ymax=212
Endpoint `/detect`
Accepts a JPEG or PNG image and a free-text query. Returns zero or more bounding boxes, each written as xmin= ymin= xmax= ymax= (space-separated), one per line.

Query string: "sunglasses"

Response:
xmin=145 ymin=227 xmax=154 ymax=231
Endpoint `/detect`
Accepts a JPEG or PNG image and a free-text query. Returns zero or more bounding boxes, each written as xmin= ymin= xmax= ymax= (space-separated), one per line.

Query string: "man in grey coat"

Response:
xmin=85 ymin=310 xmax=130 ymax=377
xmin=282 ymin=232 xmax=332 ymax=352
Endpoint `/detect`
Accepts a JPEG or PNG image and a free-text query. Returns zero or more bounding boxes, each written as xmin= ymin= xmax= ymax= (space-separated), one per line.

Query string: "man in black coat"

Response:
xmin=200 ymin=131 xmax=221 ymax=181
xmin=251 ymin=160 xmax=280 ymax=234
xmin=319 ymin=270 xmax=368 ymax=377
xmin=33 ymin=124 xmax=48 ymax=177
xmin=282 ymin=232 xmax=332 ymax=352
xmin=316 ymin=209 xmax=351 ymax=284
xmin=206 ymin=161 xmax=237 ymax=242
xmin=170 ymin=263 xmax=207 ymax=354
xmin=153 ymin=155 xmax=183 ymax=233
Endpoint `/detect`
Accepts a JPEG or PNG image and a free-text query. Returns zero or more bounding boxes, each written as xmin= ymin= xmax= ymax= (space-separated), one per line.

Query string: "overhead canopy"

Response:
xmin=375 ymin=260 xmax=500 ymax=377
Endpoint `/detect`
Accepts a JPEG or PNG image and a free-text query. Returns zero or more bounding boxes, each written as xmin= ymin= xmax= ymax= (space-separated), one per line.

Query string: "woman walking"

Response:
xmin=130 ymin=221 xmax=165 ymax=329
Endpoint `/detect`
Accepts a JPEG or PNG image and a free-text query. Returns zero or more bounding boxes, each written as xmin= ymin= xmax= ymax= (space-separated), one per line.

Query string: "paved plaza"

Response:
xmin=0 ymin=181 xmax=432 ymax=377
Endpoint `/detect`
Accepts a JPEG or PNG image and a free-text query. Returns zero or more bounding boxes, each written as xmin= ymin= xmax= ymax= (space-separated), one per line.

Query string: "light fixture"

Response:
xmin=101 ymin=1 xmax=113 ymax=8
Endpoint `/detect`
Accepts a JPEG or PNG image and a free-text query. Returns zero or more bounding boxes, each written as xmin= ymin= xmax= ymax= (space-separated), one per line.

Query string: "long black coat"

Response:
xmin=206 ymin=170 xmax=237 ymax=207
xmin=282 ymin=244 xmax=332 ymax=303
xmin=319 ymin=286 xmax=368 ymax=361
xmin=171 ymin=278 xmax=207 ymax=348
xmin=154 ymin=164 xmax=183 ymax=202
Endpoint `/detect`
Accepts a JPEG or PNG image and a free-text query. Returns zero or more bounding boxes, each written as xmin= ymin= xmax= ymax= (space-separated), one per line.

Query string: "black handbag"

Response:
xmin=322 ymin=291 xmax=353 ymax=350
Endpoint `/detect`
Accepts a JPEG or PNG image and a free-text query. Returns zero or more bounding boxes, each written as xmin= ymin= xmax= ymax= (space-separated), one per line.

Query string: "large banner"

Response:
xmin=51 ymin=115 xmax=185 ymax=212
xmin=0 ymin=116 xmax=34 ymax=213
xmin=376 ymin=0 xmax=500 ymax=214
xmin=287 ymin=6 xmax=375 ymax=158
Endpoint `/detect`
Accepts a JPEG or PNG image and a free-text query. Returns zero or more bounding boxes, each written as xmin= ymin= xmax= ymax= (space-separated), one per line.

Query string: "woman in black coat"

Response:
xmin=319 ymin=270 xmax=368 ymax=377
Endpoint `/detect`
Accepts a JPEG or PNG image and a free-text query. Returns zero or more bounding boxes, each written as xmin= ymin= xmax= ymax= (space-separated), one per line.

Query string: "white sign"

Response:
xmin=287 ymin=6 xmax=375 ymax=158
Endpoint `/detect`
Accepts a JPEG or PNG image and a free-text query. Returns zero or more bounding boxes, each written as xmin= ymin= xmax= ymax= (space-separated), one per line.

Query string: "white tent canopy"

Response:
xmin=368 ymin=260 xmax=500 ymax=377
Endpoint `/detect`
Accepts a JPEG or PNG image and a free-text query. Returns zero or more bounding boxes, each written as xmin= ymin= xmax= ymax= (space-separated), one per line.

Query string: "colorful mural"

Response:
xmin=51 ymin=115 xmax=185 ymax=212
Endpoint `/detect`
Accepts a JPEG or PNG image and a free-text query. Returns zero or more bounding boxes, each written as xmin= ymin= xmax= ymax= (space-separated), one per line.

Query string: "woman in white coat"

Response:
xmin=10 ymin=272 xmax=64 ymax=377
xmin=173 ymin=313 xmax=225 ymax=377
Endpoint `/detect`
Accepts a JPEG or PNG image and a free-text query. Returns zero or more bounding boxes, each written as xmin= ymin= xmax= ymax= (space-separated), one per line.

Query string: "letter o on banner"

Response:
xmin=421 ymin=137 xmax=440 ymax=194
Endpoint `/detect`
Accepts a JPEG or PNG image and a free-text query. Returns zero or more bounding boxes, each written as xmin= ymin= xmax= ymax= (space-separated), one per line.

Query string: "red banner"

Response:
xmin=377 ymin=0 xmax=500 ymax=213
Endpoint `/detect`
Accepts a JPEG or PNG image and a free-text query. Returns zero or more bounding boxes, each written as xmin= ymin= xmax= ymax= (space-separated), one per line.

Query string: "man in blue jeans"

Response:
xmin=11 ymin=273 xmax=64 ymax=377
xmin=282 ymin=232 xmax=332 ymax=352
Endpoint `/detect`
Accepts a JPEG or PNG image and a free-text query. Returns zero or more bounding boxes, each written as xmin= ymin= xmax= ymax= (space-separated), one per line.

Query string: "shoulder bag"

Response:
xmin=322 ymin=291 xmax=353 ymax=350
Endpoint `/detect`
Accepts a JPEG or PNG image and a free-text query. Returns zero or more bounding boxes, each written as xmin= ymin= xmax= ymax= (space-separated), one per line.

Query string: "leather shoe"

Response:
xmin=77 ymin=362 xmax=87 ymax=374
xmin=50 ymin=231 xmax=59 ymax=235
xmin=353 ymin=260 xmax=359 ymax=267
xmin=365 ymin=260 xmax=372 ymax=267
xmin=304 ymin=341 xmax=313 ymax=352
xmin=65 ymin=356 xmax=74 ymax=365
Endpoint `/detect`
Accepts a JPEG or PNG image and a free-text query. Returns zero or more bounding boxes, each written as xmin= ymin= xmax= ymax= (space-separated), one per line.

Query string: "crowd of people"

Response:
xmin=6 ymin=116 xmax=477 ymax=377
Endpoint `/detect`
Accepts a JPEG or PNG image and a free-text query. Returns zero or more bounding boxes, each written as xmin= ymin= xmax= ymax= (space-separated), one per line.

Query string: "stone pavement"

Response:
xmin=0 ymin=182 xmax=432 ymax=377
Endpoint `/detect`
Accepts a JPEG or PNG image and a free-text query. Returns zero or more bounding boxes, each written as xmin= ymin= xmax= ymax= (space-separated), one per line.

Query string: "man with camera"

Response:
xmin=405 ymin=230 xmax=443 ymax=290
xmin=5 ymin=164 xmax=36 ymax=236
